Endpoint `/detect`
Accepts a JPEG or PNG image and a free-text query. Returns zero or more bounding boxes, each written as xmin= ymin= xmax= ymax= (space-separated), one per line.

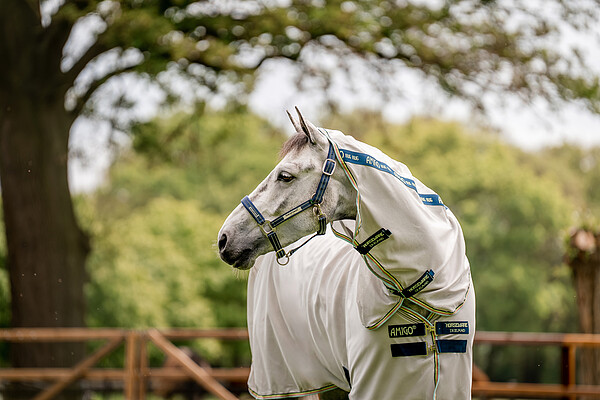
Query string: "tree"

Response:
xmin=1 ymin=0 xmax=599 ymax=371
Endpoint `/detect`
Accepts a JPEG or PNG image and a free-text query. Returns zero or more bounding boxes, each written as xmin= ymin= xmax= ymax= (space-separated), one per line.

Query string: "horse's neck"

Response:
xmin=330 ymin=173 xmax=358 ymax=222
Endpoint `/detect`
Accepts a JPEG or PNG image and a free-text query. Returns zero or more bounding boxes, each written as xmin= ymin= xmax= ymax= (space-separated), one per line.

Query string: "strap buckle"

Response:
xmin=313 ymin=204 xmax=327 ymax=235
xmin=259 ymin=221 xmax=275 ymax=236
xmin=322 ymin=158 xmax=336 ymax=176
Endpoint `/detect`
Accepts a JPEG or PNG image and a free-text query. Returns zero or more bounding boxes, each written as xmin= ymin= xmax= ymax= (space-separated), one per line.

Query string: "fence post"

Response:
xmin=125 ymin=331 xmax=142 ymax=400
xmin=139 ymin=333 xmax=148 ymax=400
xmin=561 ymin=344 xmax=577 ymax=400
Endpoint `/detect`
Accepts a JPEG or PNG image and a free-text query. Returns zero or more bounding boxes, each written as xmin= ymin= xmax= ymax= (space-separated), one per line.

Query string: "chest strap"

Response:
xmin=388 ymin=269 xmax=435 ymax=299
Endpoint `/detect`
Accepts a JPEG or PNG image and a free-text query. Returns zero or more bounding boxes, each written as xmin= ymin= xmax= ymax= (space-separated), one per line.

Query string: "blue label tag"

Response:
xmin=436 ymin=339 xmax=467 ymax=353
xmin=390 ymin=342 xmax=427 ymax=357
xmin=436 ymin=321 xmax=469 ymax=335
xmin=338 ymin=148 xmax=444 ymax=207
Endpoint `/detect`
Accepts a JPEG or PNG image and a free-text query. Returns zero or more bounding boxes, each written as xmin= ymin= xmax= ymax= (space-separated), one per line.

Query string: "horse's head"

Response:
xmin=217 ymin=109 xmax=356 ymax=270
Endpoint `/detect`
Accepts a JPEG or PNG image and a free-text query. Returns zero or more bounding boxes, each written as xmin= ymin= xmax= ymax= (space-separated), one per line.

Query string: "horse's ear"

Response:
xmin=286 ymin=109 xmax=303 ymax=135
xmin=295 ymin=106 xmax=317 ymax=145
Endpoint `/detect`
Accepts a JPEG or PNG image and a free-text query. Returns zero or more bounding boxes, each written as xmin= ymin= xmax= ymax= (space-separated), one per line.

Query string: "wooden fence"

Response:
xmin=472 ymin=331 xmax=600 ymax=400
xmin=0 ymin=328 xmax=599 ymax=399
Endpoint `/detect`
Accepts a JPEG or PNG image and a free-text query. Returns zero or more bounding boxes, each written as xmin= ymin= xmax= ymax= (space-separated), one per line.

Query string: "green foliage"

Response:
xmin=86 ymin=196 xmax=248 ymax=365
xmin=17 ymin=0 xmax=600 ymax=117
xmin=0 ymin=267 xmax=7 ymax=327
xmin=95 ymin=108 xmax=283 ymax=216
xmin=534 ymin=145 xmax=600 ymax=225
xmin=87 ymin=198 xmax=221 ymax=329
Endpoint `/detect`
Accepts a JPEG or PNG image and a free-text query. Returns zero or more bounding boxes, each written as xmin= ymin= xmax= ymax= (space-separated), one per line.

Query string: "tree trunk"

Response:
xmin=566 ymin=229 xmax=600 ymax=391
xmin=0 ymin=0 xmax=90 ymax=381
xmin=0 ymin=90 xmax=89 ymax=370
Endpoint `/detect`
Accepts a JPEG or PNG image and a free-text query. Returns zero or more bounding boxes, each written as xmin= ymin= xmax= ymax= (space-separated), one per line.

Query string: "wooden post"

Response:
xmin=566 ymin=228 xmax=600 ymax=395
xmin=139 ymin=333 xmax=148 ymax=400
xmin=147 ymin=329 xmax=239 ymax=400
xmin=560 ymin=344 xmax=577 ymax=400
xmin=125 ymin=331 xmax=141 ymax=400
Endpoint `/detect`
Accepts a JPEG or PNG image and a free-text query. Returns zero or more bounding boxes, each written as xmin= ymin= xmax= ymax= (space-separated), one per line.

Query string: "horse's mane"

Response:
xmin=280 ymin=133 xmax=309 ymax=158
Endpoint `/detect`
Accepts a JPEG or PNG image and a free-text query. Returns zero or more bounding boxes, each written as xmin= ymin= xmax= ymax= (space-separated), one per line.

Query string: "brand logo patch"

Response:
xmin=402 ymin=269 xmax=435 ymax=298
xmin=356 ymin=228 xmax=392 ymax=255
xmin=435 ymin=321 xmax=469 ymax=335
xmin=388 ymin=323 xmax=426 ymax=338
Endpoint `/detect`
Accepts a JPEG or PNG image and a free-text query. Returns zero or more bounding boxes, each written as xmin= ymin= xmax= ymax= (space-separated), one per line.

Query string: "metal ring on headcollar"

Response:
xmin=276 ymin=254 xmax=290 ymax=266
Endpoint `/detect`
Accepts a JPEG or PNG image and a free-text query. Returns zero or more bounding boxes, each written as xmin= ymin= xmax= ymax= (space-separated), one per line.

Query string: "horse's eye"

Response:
xmin=277 ymin=171 xmax=295 ymax=182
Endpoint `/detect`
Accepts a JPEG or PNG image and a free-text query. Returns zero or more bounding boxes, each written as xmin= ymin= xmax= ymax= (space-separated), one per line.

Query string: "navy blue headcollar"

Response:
xmin=241 ymin=143 xmax=336 ymax=265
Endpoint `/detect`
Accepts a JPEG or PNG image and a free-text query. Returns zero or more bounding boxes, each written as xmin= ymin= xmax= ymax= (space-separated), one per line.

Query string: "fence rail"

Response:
xmin=0 ymin=328 xmax=599 ymax=399
xmin=472 ymin=331 xmax=600 ymax=399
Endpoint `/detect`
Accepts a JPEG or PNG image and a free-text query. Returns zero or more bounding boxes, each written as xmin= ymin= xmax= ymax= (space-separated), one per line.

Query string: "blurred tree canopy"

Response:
xmin=2 ymin=0 xmax=600 ymax=370
xmin=48 ymin=0 xmax=600 ymax=114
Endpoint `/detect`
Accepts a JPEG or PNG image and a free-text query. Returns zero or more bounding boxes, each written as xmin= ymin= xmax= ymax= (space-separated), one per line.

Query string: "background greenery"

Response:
xmin=1 ymin=108 xmax=599 ymax=382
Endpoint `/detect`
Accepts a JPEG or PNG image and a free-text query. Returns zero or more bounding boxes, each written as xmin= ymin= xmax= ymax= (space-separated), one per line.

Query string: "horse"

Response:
xmin=218 ymin=109 xmax=475 ymax=400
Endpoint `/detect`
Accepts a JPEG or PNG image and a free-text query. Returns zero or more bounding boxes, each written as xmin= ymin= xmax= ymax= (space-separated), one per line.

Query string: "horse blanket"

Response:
xmin=321 ymin=128 xmax=472 ymax=329
xmin=247 ymin=127 xmax=475 ymax=399
xmin=247 ymin=227 xmax=475 ymax=399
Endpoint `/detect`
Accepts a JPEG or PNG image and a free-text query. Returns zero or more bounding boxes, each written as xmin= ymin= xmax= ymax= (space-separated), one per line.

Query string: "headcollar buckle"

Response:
xmin=259 ymin=221 xmax=275 ymax=236
xmin=322 ymin=158 xmax=336 ymax=176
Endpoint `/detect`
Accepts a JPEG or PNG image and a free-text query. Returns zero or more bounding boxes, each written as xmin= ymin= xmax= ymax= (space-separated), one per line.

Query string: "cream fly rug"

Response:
xmin=248 ymin=227 xmax=475 ymax=400
xmin=321 ymin=128 xmax=472 ymax=330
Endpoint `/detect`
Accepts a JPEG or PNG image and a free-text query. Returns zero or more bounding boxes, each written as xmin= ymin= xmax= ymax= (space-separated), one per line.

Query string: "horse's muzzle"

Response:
xmin=217 ymin=232 xmax=235 ymax=264
xmin=217 ymin=231 xmax=254 ymax=269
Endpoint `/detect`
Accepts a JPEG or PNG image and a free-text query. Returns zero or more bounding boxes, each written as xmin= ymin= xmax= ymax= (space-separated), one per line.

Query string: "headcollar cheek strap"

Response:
xmin=312 ymin=144 xmax=336 ymax=204
xmin=266 ymin=230 xmax=287 ymax=260
xmin=314 ymin=204 xmax=327 ymax=235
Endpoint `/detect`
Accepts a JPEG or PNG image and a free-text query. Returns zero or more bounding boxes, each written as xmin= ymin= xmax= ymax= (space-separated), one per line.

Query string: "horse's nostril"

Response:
xmin=218 ymin=233 xmax=228 ymax=253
